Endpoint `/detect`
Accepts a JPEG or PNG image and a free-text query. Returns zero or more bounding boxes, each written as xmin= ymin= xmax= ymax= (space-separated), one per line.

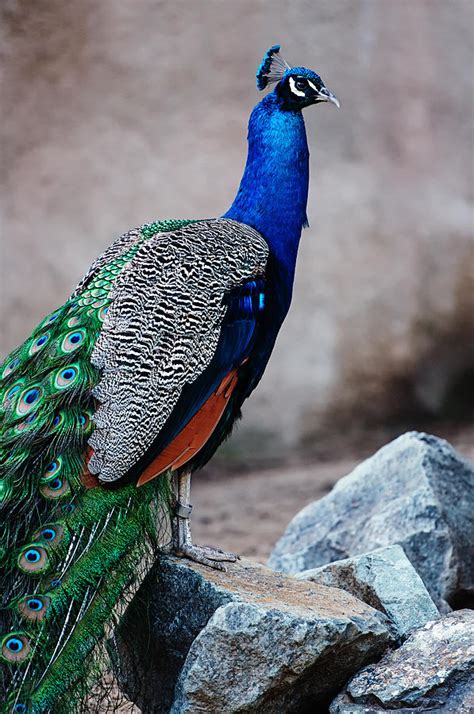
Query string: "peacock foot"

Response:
xmin=171 ymin=470 xmax=240 ymax=571
xmin=175 ymin=542 xmax=240 ymax=571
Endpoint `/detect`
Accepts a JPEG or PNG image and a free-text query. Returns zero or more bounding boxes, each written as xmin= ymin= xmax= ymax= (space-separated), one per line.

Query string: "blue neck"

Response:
xmin=224 ymin=92 xmax=309 ymax=287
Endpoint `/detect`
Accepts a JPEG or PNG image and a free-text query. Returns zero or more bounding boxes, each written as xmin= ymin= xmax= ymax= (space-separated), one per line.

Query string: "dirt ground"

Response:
xmin=192 ymin=425 xmax=474 ymax=564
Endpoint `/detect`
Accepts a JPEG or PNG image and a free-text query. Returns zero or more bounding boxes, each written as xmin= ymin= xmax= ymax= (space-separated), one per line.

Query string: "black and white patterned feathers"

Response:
xmin=85 ymin=218 xmax=269 ymax=482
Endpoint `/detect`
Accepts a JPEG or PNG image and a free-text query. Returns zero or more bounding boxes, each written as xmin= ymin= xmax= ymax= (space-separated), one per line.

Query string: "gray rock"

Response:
xmin=297 ymin=545 xmax=439 ymax=639
xmin=330 ymin=609 xmax=474 ymax=713
xmin=269 ymin=432 xmax=474 ymax=612
xmin=114 ymin=556 xmax=393 ymax=713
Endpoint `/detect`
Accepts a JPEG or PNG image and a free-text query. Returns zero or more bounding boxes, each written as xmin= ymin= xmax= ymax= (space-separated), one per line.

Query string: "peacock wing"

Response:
xmin=87 ymin=218 xmax=269 ymax=484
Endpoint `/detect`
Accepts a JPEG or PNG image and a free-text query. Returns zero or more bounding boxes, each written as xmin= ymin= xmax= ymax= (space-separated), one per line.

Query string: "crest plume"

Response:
xmin=256 ymin=45 xmax=291 ymax=91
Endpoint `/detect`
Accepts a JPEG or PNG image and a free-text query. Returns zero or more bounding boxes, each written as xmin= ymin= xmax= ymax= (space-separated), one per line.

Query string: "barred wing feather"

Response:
xmin=87 ymin=218 xmax=269 ymax=483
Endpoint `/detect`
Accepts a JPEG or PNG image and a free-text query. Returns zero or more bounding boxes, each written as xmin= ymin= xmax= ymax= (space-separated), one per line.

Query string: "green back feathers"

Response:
xmin=0 ymin=219 xmax=193 ymax=713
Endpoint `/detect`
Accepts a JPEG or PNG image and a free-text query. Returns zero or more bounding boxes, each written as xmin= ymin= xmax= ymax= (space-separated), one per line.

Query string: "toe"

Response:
xmin=177 ymin=542 xmax=242 ymax=569
xmin=203 ymin=547 xmax=239 ymax=562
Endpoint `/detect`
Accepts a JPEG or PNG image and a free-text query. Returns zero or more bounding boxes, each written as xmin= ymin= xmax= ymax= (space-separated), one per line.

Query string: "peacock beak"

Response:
xmin=317 ymin=87 xmax=340 ymax=108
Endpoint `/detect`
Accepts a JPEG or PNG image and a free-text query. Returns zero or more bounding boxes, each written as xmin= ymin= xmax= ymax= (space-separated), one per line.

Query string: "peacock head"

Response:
xmin=256 ymin=45 xmax=339 ymax=112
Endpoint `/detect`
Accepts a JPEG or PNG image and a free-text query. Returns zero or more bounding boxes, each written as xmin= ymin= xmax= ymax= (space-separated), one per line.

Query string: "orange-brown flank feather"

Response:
xmin=136 ymin=368 xmax=239 ymax=486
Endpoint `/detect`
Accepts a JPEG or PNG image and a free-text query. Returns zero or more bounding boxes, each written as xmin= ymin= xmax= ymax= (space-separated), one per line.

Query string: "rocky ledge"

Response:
xmin=112 ymin=432 xmax=473 ymax=712
xmin=114 ymin=557 xmax=393 ymax=712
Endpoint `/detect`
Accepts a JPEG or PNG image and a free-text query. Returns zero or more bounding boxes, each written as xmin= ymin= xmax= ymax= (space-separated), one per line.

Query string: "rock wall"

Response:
xmin=2 ymin=0 xmax=473 ymax=460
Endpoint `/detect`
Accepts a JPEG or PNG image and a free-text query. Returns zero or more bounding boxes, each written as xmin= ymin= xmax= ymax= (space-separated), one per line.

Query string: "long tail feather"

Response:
xmin=1 ymin=219 xmax=191 ymax=712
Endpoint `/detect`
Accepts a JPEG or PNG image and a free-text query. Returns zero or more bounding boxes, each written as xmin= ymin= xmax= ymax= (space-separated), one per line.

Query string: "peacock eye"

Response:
xmin=6 ymin=637 xmax=23 ymax=652
xmin=27 ymin=598 xmax=43 ymax=610
xmin=46 ymin=311 xmax=60 ymax=324
xmin=29 ymin=332 xmax=50 ymax=356
xmin=18 ymin=593 xmax=52 ymax=621
xmin=5 ymin=384 xmax=21 ymax=404
xmin=2 ymin=632 xmax=31 ymax=662
xmin=61 ymin=329 xmax=85 ymax=353
xmin=18 ymin=545 xmax=49 ymax=574
xmin=41 ymin=528 xmax=56 ymax=540
xmin=3 ymin=357 xmax=20 ymax=378
xmin=295 ymin=79 xmax=307 ymax=91
xmin=54 ymin=364 xmax=79 ymax=389
xmin=32 ymin=522 xmax=64 ymax=545
xmin=43 ymin=458 xmax=62 ymax=479
xmin=16 ymin=386 xmax=42 ymax=416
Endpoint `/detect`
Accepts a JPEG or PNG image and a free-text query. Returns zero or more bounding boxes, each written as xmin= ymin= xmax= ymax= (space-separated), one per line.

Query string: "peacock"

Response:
xmin=0 ymin=46 xmax=339 ymax=712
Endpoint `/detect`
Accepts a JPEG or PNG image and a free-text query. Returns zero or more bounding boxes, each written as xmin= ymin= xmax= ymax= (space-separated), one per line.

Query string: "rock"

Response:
xmin=297 ymin=545 xmax=439 ymax=639
xmin=330 ymin=610 xmax=474 ymax=713
xmin=114 ymin=556 xmax=393 ymax=713
xmin=269 ymin=432 xmax=474 ymax=612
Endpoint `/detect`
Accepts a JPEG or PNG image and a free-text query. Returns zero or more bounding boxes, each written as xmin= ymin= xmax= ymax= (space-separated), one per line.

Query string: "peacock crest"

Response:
xmin=256 ymin=44 xmax=291 ymax=90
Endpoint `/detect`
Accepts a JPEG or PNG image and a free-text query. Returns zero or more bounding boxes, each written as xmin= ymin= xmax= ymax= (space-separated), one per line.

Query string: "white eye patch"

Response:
xmin=289 ymin=76 xmax=306 ymax=97
xmin=307 ymin=79 xmax=318 ymax=92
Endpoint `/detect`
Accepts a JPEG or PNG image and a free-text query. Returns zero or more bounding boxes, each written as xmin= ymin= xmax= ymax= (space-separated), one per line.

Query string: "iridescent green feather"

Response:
xmin=0 ymin=219 xmax=193 ymax=713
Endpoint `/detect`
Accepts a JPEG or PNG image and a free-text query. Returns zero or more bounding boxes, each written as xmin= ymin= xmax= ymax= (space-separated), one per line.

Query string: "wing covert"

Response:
xmin=87 ymin=218 xmax=268 ymax=482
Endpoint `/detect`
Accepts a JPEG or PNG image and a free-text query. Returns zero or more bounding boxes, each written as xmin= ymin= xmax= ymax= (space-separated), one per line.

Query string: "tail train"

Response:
xmin=0 ymin=221 xmax=188 ymax=712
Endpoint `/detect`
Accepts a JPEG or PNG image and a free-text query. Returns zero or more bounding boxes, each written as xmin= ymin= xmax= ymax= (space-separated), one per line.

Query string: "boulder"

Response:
xmin=114 ymin=556 xmax=393 ymax=713
xmin=297 ymin=545 xmax=439 ymax=639
xmin=330 ymin=609 xmax=474 ymax=713
xmin=269 ymin=432 xmax=474 ymax=612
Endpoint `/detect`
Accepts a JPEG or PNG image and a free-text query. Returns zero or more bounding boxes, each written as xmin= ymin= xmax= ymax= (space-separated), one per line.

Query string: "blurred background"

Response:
xmin=1 ymin=1 xmax=473 ymax=556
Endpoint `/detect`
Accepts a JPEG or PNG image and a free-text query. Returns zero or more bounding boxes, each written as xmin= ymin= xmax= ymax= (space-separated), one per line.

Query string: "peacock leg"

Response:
xmin=172 ymin=469 xmax=239 ymax=571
